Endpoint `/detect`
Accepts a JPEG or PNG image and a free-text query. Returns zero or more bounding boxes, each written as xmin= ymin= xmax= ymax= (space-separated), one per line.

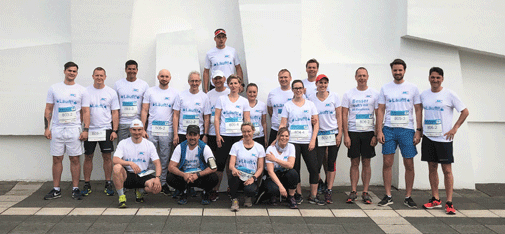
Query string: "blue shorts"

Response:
xmin=382 ymin=126 xmax=417 ymax=158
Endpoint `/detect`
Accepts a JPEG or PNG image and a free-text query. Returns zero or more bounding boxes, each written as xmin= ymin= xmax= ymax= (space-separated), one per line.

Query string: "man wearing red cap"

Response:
xmin=203 ymin=28 xmax=243 ymax=93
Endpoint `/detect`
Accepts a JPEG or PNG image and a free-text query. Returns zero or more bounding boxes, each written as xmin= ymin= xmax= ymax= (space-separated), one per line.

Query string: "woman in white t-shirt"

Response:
xmin=213 ymin=75 xmax=251 ymax=200
xmin=228 ymin=122 xmax=265 ymax=211
xmin=264 ymin=127 xmax=299 ymax=209
xmin=279 ymin=80 xmax=323 ymax=205
xmin=308 ymin=74 xmax=342 ymax=204
xmin=246 ymin=83 xmax=268 ymax=148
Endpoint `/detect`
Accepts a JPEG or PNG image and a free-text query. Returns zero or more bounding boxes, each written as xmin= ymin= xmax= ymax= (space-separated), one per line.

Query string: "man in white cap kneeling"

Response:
xmin=112 ymin=119 xmax=162 ymax=208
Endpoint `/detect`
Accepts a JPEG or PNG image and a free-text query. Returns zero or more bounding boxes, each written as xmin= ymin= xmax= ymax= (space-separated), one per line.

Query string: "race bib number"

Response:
xmin=317 ymin=130 xmax=336 ymax=147
xmin=211 ymin=111 xmax=215 ymax=124
xmin=253 ymin=122 xmax=261 ymax=136
xmin=88 ymin=129 xmax=106 ymax=142
xmin=290 ymin=125 xmax=309 ymax=141
xmin=121 ymin=101 xmax=138 ymax=117
xmin=152 ymin=120 xmax=169 ymax=136
xmin=424 ymin=119 xmax=442 ymax=136
xmin=391 ymin=110 xmax=409 ymax=127
xmin=182 ymin=115 xmax=199 ymax=128
xmin=138 ymin=169 xmax=155 ymax=177
xmin=356 ymin=114 xmax=373 ymax=131
xmin=183 ymin=168 xmax=202 ymax=174
xmin=58 ymin=107 xmax=76 ymax=123
xmin=225 ymin=117 xmax=242 ymax=133
xmin=237 ymin=166 xmax=255 ymax=182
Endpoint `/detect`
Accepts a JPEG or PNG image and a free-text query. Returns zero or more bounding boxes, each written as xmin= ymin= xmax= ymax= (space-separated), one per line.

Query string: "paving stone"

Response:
xmin=0 ymin=221 xmax=21 ymax=234
xmin=459 ymin=209 xmax=500 ymax=217
xmin=378 ymin=224 xmax=421 ymax=233
xmin=476 ymin=183 xmax=505 ymax=197
xmin=1 ymin=207 xmax=40 ymax=215
xmin=236 ymin=223 xmax=274 ymax=233
xmin=24 ymin=214 xmax=64 ymax=223
xmin=9 ymin=222 xmax=56 ymax=234
xmin=267 ymin=208 xmax=300 ymax=216
xmin=485 ymin=224 xmax=505 ymax=234
xmin=131 ymin=215 xmax=168 ymax=223
xmin=87 ymin=222 xmax=129 ymax=233
xmin=170 ymin=208 xmax=202 ymax=216
xmin=271 ymin=223 xmax=310 ymax=233
xmin=491 ymin=210 xmax=505 ymax=217
xmin=201 ymin=216 xmax=234 ymax=224
xmin=60 ymin=215 xmax=100 ymax=223
xmin=35 ymin=207 xmax=73 ymax=215
xmin=332 ymin=208 xmax=367 ymax=217
xmin=94 ymin=214 xmax=135 ymax=223
xmin=124 ymin=222 xmax=165 ymax=232
xmin=0 ymin=202 xmax=16 ymax=208
xmin=307 ymin=223 xmax=346 ymax=233
xmin=364 ymin=209 xmax=400 ymax=217
xmin=203 ymin=208 xmax=235 ymax=216
xmin=47 ymin=222 xmax=93 ymax=233
xmin=371 ymin=216 xmax=411 ymax=225
xmin=427 ymin=209 xmax=466 ymax=217
xmin=235 ymin=208 xmax=268 ymax=216
xmin=269 ymin=216 xmax=305 ymax=224
xmin=303 ymin=216 xmax=339 ymax=224
xmin=68 ymin=207 xmax=106 ymax=215
xmin=396 ymin=209 xmax=433 ymax=217
xmin=449 ymin=224 xmax=496 ymax=233
xmin=404 ymin=217 xmax=446 ymax=225
xmin=410 ymin=223 xmax=458 ymax=233
xmin=470 ymin=217 xmax=505 ymax=225
xmin=102 ymin=207 xmax=138 ymax=215
xmin=137 ymin=208 xmax=170 ymax=216
xmin=199 ymin=222 xmax=237 ymax=233
xmin=236 ymin=216 xmax=270 ymax=224
xmin=342 ymin=223 xmax=385 ymax=233
xmin=0 ymin=215 xmax=30 ymax=222
xmin=299 ymin=208 xmax=334 ymax=217
xmin=439 ymin=217 xmax=479 ymax=225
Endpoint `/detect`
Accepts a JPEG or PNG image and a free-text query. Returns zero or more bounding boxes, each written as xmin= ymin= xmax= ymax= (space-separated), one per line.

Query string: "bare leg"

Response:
xmin=112 ymin=164 xmax=127 ymax=190
xmin=382 ymin=154 xmax=394 ymax=196
xmin=362 ymin=158 xmax=371 ymax=192
xmin=69 ymin=156 xmax=81 ymax=187
xmin=102 ymin=153 xmax=113 ymax=181
xmin=288 ymin=189 xmax=296 ymax=196
xmin=350 ymin=157 xmax=360 ymax=192
xmin=403 ymin=158 xmax=415 ymax=197
xmin=83 ymin=154 xmax=93 ymax=182
xmin=52 ymin=156 xmax=64 ymax=187
xmin=428 ymin=162 xmax=439 ymax=199
xmin=442 ymin=164 xmax=453 ymax=202
xmin=310 ymin=184 xmax=318 ymax=197
xmin=297 ymin=183 xmax=302 ymax=195
xmin=326 ymin=171 xmax=336 ymax=191
xmin=214 ymin=171 xmax=223 ymax=191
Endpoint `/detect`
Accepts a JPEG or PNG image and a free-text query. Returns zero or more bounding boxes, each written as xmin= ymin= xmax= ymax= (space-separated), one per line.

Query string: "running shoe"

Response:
xmin=44 ymin=188 xmax=61 ymax=200
xmin=244 ymin=197 xmax=253 ymax=207
xmin=346 ymin=191 xmax=357 ymax=203
xmin=172 ymin=189 xmax=181 ymax=199
xmin=362 ymin=192 xmax=372 ymax=204
xmin=308 ymin=195 xmax=326 ymax=205
xmin=231 ymin=198 xmax=239 ymax=211
xmin=190 ymin=187 xmax=197 ymax=197
xmin=209 ymin=190 xmax=219 ymax=202
xmin=325 ymin=190 xmax=333 ymax=204
xmin=445 ymin=202 xmax=456 ymax=215
xmin=294 ymin=193 xmax=303 ymax=205
xmin=72 ymin=188 xmax=83 ymax=200
xmin=178 ymin=192 xmax=188 ymax=205
xmin=201 ymin=191 xmax=211 ymax=205
xmin=135 ymin=189 xmax=144 ymax=203
xmin=288 ymin=196 xmax=298 ymax=209
xmin=317 ymin=180 xmax=327 ymax=195
xmin=270 ymin=195 xmax=279 ymax=206
xmin=104 ymin=183 xmax=115 ymax=196
xmin=161 ymin=184 xmax=171 ymax=196
xmin=404 ymin=197 xmax=417 ymax=208
xmin=81 ymin=183 xmax=92 ymax=196
xmin=378 ymin=195 xmax=393 ymax=207
xmin=118 ymin=195 xmax=127 ymax=208
xmin=422 ymin=197 xmax=442 ymax=209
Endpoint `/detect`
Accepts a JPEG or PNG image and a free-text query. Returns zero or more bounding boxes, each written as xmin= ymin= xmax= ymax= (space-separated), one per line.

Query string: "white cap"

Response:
xmin=212 ymin=70 xmax=225 ymax=79
xmin=130 ymin=119 xmax=144 ymax=128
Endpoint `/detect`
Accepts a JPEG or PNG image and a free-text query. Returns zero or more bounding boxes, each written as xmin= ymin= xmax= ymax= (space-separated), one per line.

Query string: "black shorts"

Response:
xmin=421 ymin=135 xmax=453 ymax=164
xmin=207 ymin=135 xmax=218 ymax=152
xmin=124 ymin=171 xmax=155 ymax=189
xmin=253 ymin=136 xmax=266 ymax=149
xmin=268 ymin=128 xmax=278 ymax=146
xmin=347 ymin=131 xmax=376 ymax=159
xmin=84 ymin=130 xmax=114 ymax=155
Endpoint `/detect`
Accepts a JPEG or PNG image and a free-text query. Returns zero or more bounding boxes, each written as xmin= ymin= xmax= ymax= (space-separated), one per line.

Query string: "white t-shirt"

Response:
xmin=142 ymin=86 xmax=179 ymax=133
xmin=230 ymin=141 xmax=266 ymax=172
xmin=204 ymin=46 xmax=241 ymax=87
xmin=86 ymin=85 xmax=120 ymax=131
xmin=309 ymin=92 xmax=341 ymax=133
xmin=207 ymin=88 xmax=230 ymax=136
xmin=267 ymin=87 xmax=293 ymax=131
xmin=265 ymin=144 xmax=295 ymax=170
xmin=46 ymin=82 xmax=90 ymax=128
xmin=215 ymin=95 xmax=251 ymax=137
xmin=421 ymin=88 xmax=466 ymax=142
xmin=250 ymin=100 xmax=267 ymax=138
xmin=171 ymin=144 xmax=214 ymax=172
xmin=303 ymin=78 xmax=317 ymax=99
xmin=281 ymin=100 xmax=318 ymax=144
xmin=114 ymin=138 xmax=160 ymax=173
xmin=342 ymin=87 xmax=379 ymax=132
xmin=378 ymin=81 xmax=421 ymax=130
xmin=114 ymin=78 xmax=149 ymax=125
xmin=174 ymin=90 xmax=210 ymax=134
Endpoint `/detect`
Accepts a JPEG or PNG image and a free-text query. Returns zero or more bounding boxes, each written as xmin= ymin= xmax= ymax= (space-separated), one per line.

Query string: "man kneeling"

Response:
xmin=167 ymin=125 xmax=218 ymax=205
xmin=113 ymin=119 xmax=162 ymax=208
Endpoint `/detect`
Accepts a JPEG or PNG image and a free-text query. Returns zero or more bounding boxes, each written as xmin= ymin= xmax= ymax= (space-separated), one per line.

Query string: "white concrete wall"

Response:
xmin=0 ymin=0 xmax=503 ymax=189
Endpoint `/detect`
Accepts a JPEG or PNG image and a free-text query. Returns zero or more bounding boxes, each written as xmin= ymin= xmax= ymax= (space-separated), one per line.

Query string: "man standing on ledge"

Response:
xmin=420 ymin=67 xmax=469 ymax=215
xmin=44 ymin=61 xmax=90 ymax=200
xmin=376 ymin=59 xmax=422 ymax=208
xmin=203 ymin=28 xmax=243 ymax=93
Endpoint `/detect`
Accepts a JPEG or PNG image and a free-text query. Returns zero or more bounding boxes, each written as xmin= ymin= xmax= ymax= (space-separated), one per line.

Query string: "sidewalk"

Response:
xmin=0 ymin=181 xmax=504 ymax=233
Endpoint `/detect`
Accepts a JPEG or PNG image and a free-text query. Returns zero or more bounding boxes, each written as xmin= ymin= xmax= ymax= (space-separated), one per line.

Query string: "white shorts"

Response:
xmin=50 ymin=126 xmax=83 ymax=156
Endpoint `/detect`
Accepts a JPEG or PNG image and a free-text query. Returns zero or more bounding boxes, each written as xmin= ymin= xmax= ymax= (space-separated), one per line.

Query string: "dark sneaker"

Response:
xmin=104 ymin=183 xmax=114 ymax=196
xmin=161 ymin=184 xmax=171 ymax=196
xmin=81 ymin=183 xmax=92 ymax=196
xmin=72 ymin=188 xmax=83 ymax=200
xmin=325 ymin=190 xmax=333 ymax=204
xmin=422 ymin=197 xmax=442 ymax=209
xmin=118 ymin=195 xmax=127 ymax=208
xmin=288 ymin=196 xmax=298 ymax=209
xmin=294 ymin=193 xmax=303 ymax=205
xmin=362 ymin=192 xmax=372 ymax=204
xmin=135 ymin=189 xmax=144 ymax=203
xmin=270 ymin=195 xmax=278 ymax=206
xmin=178 ymin=192 xmax=188 ymax=205
xmin=404 ymin=197 xmax=417 ymax=208
xmin=346 ymin=191 xmax=357 ymax=203
xmin=445 ymin=203 xmax=456 ymax=215
xmin=308 ymin=195 xmax=326 ymax=205
xmin=378 ymin=195 xmax=393 ymax=207
xmin=317 ymin=180 xmax=326 ymax=195
xmin=172 ymin=189 xmax=181 ymax=199
xmin=201 ymin=191 xmax=210 ymax=205
xmin=44 ymin=189 xmax=61 ymax=200
xmin=190 ymin=187 xmax=197 ymax=197
xmin=209 ymin=190 xmax=219 ymax=202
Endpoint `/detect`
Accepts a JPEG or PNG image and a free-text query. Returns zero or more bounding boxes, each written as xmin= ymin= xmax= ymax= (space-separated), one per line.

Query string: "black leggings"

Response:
xmin=215 ymin=135 xmax=242 ymax=171
xmin=293 ymin=143 xmax=319 ymax=184
xmin=228 ymin=175 xmax=257 ymax=198
xmin=316 ymin=137 xmax=340 ymax=172
xmin=253 ymin=136 xmax=266 ymax=149
xmin=166 ymin=173 xmax=219 ymax=192
xmin=265 ymin=169 xmax=299 ymax=197
xmin=268 ymin=129 xmax=278 ymax=146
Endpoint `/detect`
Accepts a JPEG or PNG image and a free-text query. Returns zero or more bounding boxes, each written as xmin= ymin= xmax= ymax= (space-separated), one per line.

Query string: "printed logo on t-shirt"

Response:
xmin=101 ymin=98 xmax=106 ymax=101
xmin=195 ymin=102 xmax=201 ymax=106
xmin=303 ymin=110 xmax=308 ymax=113
xmin=225 ymin=55 xmax=230 ymax=58
xmin=70 ymin=94 xmax=76 ymax=97
xmin=402 ymin=91 xmax=409 ymax=95
xmin=164 ymin=97 xmax=170 ymax=100
xmin=436 ymin=100 xmax=443 ymax=103
xmin=366 ymin=95 xmax=372 ymax=98
xmin=325 ymin=103 xmax=331 ymax=107
xmin=133 ymin=89 xmax=139 ymax=92
xmin=235 ymin=105 xmax=240 ymax=109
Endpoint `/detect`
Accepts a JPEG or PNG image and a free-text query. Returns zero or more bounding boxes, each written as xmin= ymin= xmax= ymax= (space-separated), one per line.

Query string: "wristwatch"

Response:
xmin=196 ymin=172 xmax=201 ymax=178
xmin=252 ymin=176 xmax=257 ymax=181
xmin=416 ymin=128 xmax=422 ymax=132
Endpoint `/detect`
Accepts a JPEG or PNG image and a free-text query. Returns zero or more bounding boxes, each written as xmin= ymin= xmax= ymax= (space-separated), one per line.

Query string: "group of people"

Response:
xmin=43 ymin=29 xmax=468 ymax=215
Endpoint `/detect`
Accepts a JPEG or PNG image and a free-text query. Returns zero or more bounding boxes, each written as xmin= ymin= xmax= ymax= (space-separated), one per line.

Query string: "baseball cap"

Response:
xmin=130 ymin=119 xmax=144 ymax=128
xmin=214 ymin=29 xmax=226 ymax=36
xmin=186 ymin=125 xmax=200 ymax=135
xmin=316 ymin=74 xmax=329 ymax=82
xmin=212 ymin=70 xmax=225 ymax=79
